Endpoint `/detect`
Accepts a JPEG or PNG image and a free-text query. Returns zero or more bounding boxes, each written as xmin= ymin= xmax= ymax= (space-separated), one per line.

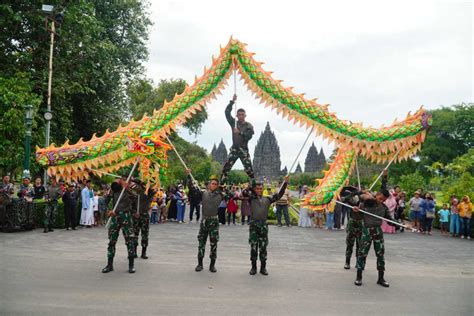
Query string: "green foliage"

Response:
xmin=227 ymin=170 xmax=250 ymax=185
xmin=289 ymin=172 xmax=322 ymax=187
xmin=128 ymin=78 xmax=208 ymax=135
xmin=419 ymin=103 xmax=473 ymax=169
xmin=0 ymin=0 xmax=152 ymax=177
xmin=162 ymin=134 xmax=217 ymax=187
xmin=398 ymin=172 xmax=426 ymax=198
xmin=0 ymin=73 xmax=42 ymax=176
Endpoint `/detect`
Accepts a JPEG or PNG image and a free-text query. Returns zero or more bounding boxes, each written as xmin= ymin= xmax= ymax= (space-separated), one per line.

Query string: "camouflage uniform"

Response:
xmin=188 ymin=175 xmax=230 ymax=263
xmin=345 ymin=218 xmax=363 ymax=259
xmin=107 ymin=190 xmax=135 ymax=260
xmin=198 ymin=217 xmax=220 ymax=260
xmin=245 ymin=182 xmax=288 ymax=263
xmin=220 ymin=100 xmax=255 ymax=184
xmin=249 ymin=220 xmax=269 ymax=261
xmin=44 ymin=184 xmax=61 ymax=231
xmin=355 ymin=200 xmax=392 ymax=272
xmin=108 ymin=210 xmax=135 ymax=259
xmin=132 ymin=191 xmax=152 ymax=249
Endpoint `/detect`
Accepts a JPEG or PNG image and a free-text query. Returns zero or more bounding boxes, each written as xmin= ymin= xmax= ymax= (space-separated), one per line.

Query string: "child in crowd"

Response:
xmin=150 ymin=197 xmax=159 ymax=224
xmin=438 ymin=204 xmax=450 ymax=236
xmin=449 ymin=197 xmax=460 ymax=237
xmin=314 ymin=211 xmax=323 ymax=228
xmin=93 ymin=191 xmax=100 ymax=226
xmin=226 ymin=187 xmax=239 ymax=225
xmin=325 ymin=207 xmax=334 ymax=230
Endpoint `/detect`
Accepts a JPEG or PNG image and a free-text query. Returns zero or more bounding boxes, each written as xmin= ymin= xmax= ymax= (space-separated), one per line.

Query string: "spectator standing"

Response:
xmin=275 ymin=181 xmax=291 ymax=227
xmin=33 ymin=177 xmax=46 ymax=200
xmin=438 ymin=203 xmax=450 ymax=236
xmin=98 ymin=189 xmax=109 ymax=226
xmin=167 ymin=186 xmax=177 ymax=221
xmin=188 ymin=181 xmax=202 ymax=222
xmin=458 ymin=195 xmax=472 ymax=239
xmin=218 ymin=198 xmax=227 ymax=225
xmin=80 ymin=180 xmax=94 ymax=227
xmin=298 ymin=185 xmax=312 ymax=228
xmin=240 ymin=183 xmax=251 ymax=225
xmin=420 ymin=193 xmax=436 ymax=235
xmin=395 ymin=192 xmax=406 ymax=232
xmin=175 ymin=184 xmax=187 ymax=223
xmin=150 ymin=198 xmax=159 ymax=224
xmin=226 ymin=188 xmax=238 ymax=225
xmin=93 ymin=191 xmax=100 ymax=226
xmin=0 ymin=175 xmax=14 ymax=197
xmin=62 ymin=184 xmax=79 ymax=230
xmin=381 ymin=191 xmax=397 ymax=234
xmin=409 ymin=191 xmax=423 ymax=232
xmin=325 ymin=207 xmax=334 ymax=230
xmin=449 ymin=197 xmax=460 ymax=237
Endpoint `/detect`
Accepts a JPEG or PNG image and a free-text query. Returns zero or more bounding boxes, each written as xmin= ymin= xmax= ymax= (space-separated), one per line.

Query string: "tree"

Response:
xmin=418 ymin=103 xmax=473 ymax=168
xmin=0 ymin=1 xmax=152 ymax=176
xmin=128 ymin=78 xmax=208 ymax=135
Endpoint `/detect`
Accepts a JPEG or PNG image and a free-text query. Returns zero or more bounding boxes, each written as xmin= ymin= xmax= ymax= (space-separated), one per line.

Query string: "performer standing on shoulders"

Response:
xmin=220 ymin=94 xmax=255 ymax=184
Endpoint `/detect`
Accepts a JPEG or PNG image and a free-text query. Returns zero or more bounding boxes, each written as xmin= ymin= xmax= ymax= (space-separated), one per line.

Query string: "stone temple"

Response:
xmin=253 ymin=122 xmax=282 ymax=180
xmin=211 ymin=139 xmax=228 ymax=165
xmin=304 ymin=142 xmax=326 ymax=173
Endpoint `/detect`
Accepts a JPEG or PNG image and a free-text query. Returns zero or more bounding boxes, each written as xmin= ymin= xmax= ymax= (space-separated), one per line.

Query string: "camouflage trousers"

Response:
xmin=356 ymin=226 xmax=385 ymax=271
xmin=345 ymin=219 xmax=363 ymax=259
xmin=197 ymin=218 xmax=219 ymax=260
xmin=133 ymin=213 xmax=150 ymax=248
xmin=107 ymin=211 xmax=135 ymax=260
xmin=249 ymin=221 xmax=268 ymax=262
xmin=220 ymin=147 xmax=255 ymax=184
xmin=44 ymin=200 xmax=57 ymax=228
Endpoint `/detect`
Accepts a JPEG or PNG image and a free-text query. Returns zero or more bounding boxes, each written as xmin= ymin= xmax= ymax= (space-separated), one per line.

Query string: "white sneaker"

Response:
xmin=461 ymin=235 xmax=465 ymax=239
xmin=468 ymin=236 xmax=471 ymax=240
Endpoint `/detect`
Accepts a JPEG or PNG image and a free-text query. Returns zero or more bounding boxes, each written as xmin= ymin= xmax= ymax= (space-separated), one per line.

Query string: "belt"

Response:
xmin=251 ymin=219 xmax=267 ymax=224
xmin=202 ymin=215 xmax=218 ymax=220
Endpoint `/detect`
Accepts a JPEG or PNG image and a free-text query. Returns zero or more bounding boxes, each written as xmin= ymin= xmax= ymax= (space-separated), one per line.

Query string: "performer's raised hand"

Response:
xmin=232 ymin=94 xmax=237 ymax=102
xmin=284 ymin=175 xmax=290 ymax=183
xmin=353 ymin=206 xmax=360 ymax=213
xmin=185 ymin=168 xmax=191 ymax=175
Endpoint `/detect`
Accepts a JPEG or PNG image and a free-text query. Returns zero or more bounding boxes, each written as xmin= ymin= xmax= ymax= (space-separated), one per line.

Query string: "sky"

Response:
xmin=144 ymin=0 xmax=472 ymax=170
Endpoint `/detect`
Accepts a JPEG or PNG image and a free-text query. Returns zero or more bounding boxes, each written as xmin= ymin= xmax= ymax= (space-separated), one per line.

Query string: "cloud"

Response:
xmin=145 ymin=0 xmax=472 ymax=169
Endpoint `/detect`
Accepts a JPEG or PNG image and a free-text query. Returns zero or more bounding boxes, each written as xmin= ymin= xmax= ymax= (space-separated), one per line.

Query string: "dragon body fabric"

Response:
xmin=36 ymin=38 xmax=431 ymax=209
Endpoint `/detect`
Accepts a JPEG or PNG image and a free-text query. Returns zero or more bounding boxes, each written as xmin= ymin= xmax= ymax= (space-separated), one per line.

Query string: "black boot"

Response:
xmin=377 ymin=271 xmax=389 ymax=287
xmin=249 ymin=260 xmax=257 ymax=275
xmin=344 ymin=257 xmax=350 ymax=270
xmin=128 ymin=257 xmax=136 ymax=273
xmin=195 ymin=257 xmax=203 ymax=272
xmin=43 ymin=226 xmax=48 ymax=233
xmin=260 ymin=260 xmax=268 ymax=275
xmin=354 ymin=269 xmax=363 ymax=286
xmin=133 ymin=245 xmax=138 ymax=258
xmin=102 ymin=258 xmax=114 ymax=273
xmin=48 ymin=225 xmax=54 ymax=232
xmin=209 ymin=259 xmax=217 ymax=273
xmin=141 ymin=246 xmax=148 ymax=259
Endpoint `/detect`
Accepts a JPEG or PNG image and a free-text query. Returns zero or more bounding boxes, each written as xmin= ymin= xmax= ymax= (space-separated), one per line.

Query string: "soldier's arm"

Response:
xmin=225 ymin=101 xmax=236 ymax=127
xmin=270 ymin=180 xmax=289 ymax=203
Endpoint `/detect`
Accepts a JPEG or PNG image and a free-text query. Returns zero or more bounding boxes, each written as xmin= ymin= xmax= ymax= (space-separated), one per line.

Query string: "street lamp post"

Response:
xmin=42 ymin=4 xmax=64 ymax=184
xmin=23 ymin=104 xmax=34 ymax=179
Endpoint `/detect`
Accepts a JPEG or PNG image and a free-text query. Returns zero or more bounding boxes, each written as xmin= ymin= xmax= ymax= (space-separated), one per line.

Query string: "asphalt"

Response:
xmin=1 ymin=217 xmax=473 ymax=315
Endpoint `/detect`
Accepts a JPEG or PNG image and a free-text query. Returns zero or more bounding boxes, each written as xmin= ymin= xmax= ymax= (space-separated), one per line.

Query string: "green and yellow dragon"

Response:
xmin=36 ymin=38 xmax=431 ymax=209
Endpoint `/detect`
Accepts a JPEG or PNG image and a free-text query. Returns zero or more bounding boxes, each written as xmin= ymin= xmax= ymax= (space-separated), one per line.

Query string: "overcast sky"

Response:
xmin=144 ymin=0 xmax=472 ymax=170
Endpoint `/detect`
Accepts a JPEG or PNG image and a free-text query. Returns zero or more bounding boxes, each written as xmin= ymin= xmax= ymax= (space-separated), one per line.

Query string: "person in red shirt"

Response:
xmin=226 ymin=186 xmax=239 ymax=225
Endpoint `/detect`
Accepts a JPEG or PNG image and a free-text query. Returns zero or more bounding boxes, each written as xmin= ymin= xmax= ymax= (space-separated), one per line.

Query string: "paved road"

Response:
xmin=1 ymin=220 xmax=473 ymax=315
